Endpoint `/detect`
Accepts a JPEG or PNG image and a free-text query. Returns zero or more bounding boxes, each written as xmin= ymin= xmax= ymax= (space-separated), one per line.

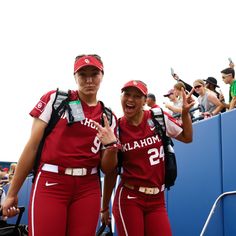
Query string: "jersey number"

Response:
xmin=91 ymin=136 xmax=101 ymax=154
xmin=148 ymin=146 xmax=164 ymax=166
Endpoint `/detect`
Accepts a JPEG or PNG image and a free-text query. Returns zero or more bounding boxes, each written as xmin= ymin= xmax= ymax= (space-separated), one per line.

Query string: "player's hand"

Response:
xmin=101 ymin=210 xmax=111 ymax=226
xmin=182 ymin=88 xmax=195 ymax=113
xmin=92 ymin=114 xmax=116 ymax=146
xmin=1 ymin=196 xmax=19 ymax=220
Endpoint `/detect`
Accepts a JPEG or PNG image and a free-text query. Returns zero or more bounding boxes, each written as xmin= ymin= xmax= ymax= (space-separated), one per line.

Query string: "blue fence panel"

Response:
xmin=168 ymin=115 xmax=223 ymax=236
xmin=221 ymin=109 xmax=236 ymax=236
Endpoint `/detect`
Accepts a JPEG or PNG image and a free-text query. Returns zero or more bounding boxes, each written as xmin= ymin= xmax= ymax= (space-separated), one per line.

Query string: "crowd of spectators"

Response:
xmin=0 ymin=163 xmax=17 ymax=209
xmin=149 ymin=60 xmax=236 ymax=122
xmin=0 ymin=163 xmax=17 ymax=187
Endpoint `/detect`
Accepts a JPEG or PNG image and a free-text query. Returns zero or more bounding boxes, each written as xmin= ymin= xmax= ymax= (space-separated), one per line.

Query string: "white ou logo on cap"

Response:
xmin=37 ymin=102 xmax=42 ymax=108
xmin=84 ymin=59 xmax=90 ymax=64
xmin=133 ymin=81 xmax=138 ymax=85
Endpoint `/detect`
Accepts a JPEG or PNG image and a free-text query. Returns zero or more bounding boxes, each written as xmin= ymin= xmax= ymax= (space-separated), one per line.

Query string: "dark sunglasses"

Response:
xmin=75 ymin=54 xmax=101 ymax=61
xmin=222 ymin=74 xmax=231 ymax=79
xmin=194 ymin=85 xmax=202 ymax=89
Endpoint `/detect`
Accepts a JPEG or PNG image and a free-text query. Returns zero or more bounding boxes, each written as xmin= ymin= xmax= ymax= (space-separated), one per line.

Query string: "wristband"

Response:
xmin=100 ymin=206 xmax=109 ymax=213
xmin=104 ymin=141 xmax=118 ymax=148
xmin=105 ymin=142 xmax=122 ymax=150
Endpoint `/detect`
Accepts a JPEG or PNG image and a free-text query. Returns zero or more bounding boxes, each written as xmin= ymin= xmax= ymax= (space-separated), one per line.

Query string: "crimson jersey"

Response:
xmin=30 ymin=90 xmax=117 ymax=169
xmin=119 ymin=109 xmax=182 ymax=188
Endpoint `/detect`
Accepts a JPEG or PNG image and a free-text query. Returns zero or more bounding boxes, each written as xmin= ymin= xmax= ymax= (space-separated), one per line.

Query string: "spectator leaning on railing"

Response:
xmin=193 ymin=79 xmax=224 ymax=118
xmin=221 ymin=67 xmax=236 ymax=110
xmin=8 ymin=163 xmax=17 ymax=183
xmin=163 ymin=88 xmax=180 ymax=117
xmin=0 ymin=168 xmax=9 ymax=186
xmin=164 ymin=82 xmax=196 ymax=123
xmin=204 ymin=77 xmax=226 ymax=113
xmin=172 ymin=73 xmax=226 ymax=113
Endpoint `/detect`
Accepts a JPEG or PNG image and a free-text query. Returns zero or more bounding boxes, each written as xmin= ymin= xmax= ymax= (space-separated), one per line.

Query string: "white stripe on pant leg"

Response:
xmin=31 ymin=171 xmax=42 ymax=236
xmin=118 ymin=187 xmax=128 ymax=236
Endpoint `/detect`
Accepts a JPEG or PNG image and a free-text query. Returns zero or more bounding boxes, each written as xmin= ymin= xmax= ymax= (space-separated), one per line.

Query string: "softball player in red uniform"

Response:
xmin=2 ymin=55 xmax=118 ymax=236
xmin=97 ymin=80 xmax=194 ymax=236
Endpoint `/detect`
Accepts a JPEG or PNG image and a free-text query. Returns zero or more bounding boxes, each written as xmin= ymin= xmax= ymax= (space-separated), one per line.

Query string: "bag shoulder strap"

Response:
xmin=151 ymin=108 xmax=173 ymax=146
xmin=32 ymin=89 xmax=70 ymax=182
xmin=151 ymin=107 xmax=166 ymax=137
xmin=99 ymin=101 xmax=113 ymax=127
xmin=45 ymin=88 xmax=70 ymax=134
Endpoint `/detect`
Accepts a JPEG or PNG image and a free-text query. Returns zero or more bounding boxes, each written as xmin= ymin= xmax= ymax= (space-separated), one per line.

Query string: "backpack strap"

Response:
xmin=151 ymin=108 xmax=173 ymax=146
xmin=45 ymin=89 xmax=70 ymax=134
xmin=99 ymin=101 xmax=113 ymax=127
xmin=151 ymin=108 xmax=166 ymax=139
xmin=32 ymin=89 xmax=70 ymax=182
xmin=151 ymin=108 xmax=177 ymax=190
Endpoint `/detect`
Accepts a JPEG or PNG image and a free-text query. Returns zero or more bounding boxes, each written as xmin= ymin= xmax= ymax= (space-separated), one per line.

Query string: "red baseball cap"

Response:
xmin=163 ymin=89 xmax=174 ymax=97
xmin=121 ymin=80 xmax=148 ymax=96
xmin=74 ymin=55 xmax=104 ymax=74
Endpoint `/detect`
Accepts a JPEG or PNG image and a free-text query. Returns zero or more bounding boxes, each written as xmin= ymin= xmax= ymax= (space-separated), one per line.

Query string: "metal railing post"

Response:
xmin=200 ymin=191 xmax=236 ymax=236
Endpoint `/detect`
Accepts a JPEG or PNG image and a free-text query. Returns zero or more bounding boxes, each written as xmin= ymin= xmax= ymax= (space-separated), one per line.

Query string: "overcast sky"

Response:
xmin=1 ymin=0 xmax=235 ymax=162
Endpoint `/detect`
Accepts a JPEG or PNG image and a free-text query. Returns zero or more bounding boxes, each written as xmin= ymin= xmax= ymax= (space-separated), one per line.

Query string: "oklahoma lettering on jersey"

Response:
xmin=122 ymin=135 xmax=161 ymax=151
xmin=119 ymin=110 xmax=182 ymax=188
xmin=30 ymin=90 xmax=117 ymax=169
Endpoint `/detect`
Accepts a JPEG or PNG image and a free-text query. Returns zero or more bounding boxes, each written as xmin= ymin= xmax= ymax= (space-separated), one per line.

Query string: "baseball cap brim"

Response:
xmin=74 ymin=55 xmax=103 ymax=74
xmin=121 ymin=80 xmax=148 ymax=96
xmin=163 ymin=89 xmax=174 ymax=97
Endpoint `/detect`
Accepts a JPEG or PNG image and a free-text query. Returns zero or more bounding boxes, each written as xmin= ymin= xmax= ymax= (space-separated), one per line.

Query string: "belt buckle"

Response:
xmin=145 ymin=187 xmax=154 ymax=194
xmin=139 ymin=186 xmax=159 ymax=195
xmin=72 ymin=168 xmax=87 ymax=176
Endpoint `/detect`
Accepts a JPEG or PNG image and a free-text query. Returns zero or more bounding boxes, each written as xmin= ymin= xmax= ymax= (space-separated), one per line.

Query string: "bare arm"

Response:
xmin=101 ymin=148 xmax=118 ymax=174
xmin=175 ymin=88 xmax=195 ymax=143
xmin=101 ymin=169 xmax=118 ymax=225
xmin=229 ymin=96 xmax=236 ymax=110
xmin=165 ymin=103 xmax=182 ymax=114
xmin=2 ymin=118 xmax=47 ymax=218
xmin=208 ymin=93 xmax=224 ymax=115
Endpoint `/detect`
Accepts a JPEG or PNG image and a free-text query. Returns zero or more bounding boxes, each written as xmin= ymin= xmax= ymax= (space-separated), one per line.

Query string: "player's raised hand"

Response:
xmin=92 ymin=114 xmax=116 ymax=146
xmin=182 ymin=88 xmax=195 ymax=113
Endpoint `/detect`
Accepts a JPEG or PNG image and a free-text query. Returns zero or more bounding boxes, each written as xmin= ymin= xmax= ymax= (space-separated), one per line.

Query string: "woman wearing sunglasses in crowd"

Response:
xmin=93 ymin=80 xmax=195 ymax=236
xmin=193 ymin=79 xmax=224 ymax=119
xmin=1 ymin=54 xmax=118 ymax=236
